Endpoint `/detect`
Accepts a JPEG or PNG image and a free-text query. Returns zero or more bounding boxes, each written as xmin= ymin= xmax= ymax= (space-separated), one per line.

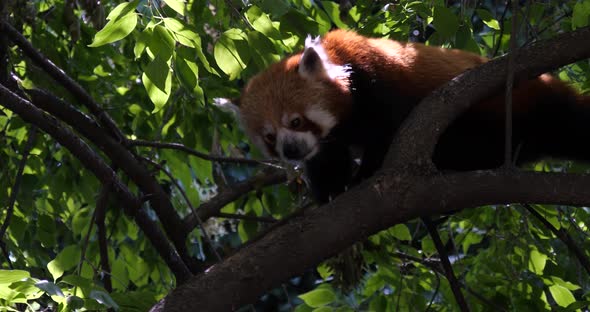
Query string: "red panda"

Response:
xmin=223 ymin=29 xmax=590 ymax=203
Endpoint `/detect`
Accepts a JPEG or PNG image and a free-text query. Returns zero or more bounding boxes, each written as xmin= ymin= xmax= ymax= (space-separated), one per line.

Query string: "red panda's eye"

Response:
xmin=264 ymin=133 xmax=276 ymax=144
xmin=290 ymin=117 xmax=301 ymax=129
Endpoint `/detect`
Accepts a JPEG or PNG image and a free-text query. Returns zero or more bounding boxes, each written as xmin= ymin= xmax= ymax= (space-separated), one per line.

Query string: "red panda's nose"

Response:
xmin=283 ymin=142 xmax=304 ymax=160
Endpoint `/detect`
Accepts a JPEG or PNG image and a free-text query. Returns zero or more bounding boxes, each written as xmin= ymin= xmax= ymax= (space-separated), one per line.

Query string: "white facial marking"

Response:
xmin=305 ymin=106 xmax=337 ymax=137
xmin=276 ymin=128 xmax=319 ymax=161
xmin=300 ymin=35 xmax=352 ymax=83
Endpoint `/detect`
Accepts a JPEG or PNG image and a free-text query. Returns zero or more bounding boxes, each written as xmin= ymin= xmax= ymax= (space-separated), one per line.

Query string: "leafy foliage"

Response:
xmin=1 ymin=0 xmax=590 ymax=311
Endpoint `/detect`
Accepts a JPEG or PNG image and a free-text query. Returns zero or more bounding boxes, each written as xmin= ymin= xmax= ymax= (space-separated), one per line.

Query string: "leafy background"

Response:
xmin=1 ymin=0 xmax=590 ymax=311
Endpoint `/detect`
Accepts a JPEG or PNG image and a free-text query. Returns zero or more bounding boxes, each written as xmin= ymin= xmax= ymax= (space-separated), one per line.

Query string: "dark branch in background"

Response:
xmin=521 ymin=203 xmax=590 ymax=276
xmin=96 ymin=181 xmax=113 ymax=292
xmin=78 ymin=193 xmax=98 ymax=280
xmin=182 ymin=169 xmax=286 ymax=234
xmin=503 ymin=0 xmax=518 ymax=168
xmin=422 ymin=217 xmax=470 ymax=312
xmin=25 ymin=89 xmax=196 ymax=273
xmin=223 ymin=0 xmax=254 ymax=29
xmin=0 ymin=21 xmax=124 ymax=142
xmin=0 ymin=83 xmax=192 ymax=282
xmin=128 ymin=139 xmax=276 ymax=167
xmin=492 ymin=0 xmax=510 ymax=57
xmin=142 ymin=157 xmax=223 ymax=262
xmin=393 ymin=252 xmax=504 ymax=311
xmin=0 ymin=127 xmax=37 ymax=269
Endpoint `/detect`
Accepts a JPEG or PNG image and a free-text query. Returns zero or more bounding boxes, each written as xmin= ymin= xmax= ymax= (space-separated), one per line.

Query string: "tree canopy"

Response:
xmin=1 ymin=0 xmax=590 ymax=311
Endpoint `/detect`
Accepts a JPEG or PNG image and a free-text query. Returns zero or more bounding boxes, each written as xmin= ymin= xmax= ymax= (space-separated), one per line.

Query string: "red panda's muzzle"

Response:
xmin=277 ymin=128 xmax=319 ymax=162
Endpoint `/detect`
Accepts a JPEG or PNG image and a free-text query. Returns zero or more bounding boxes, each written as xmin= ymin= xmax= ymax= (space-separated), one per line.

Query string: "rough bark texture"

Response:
xmin=156 ymin=27 xmax=590 ymax=311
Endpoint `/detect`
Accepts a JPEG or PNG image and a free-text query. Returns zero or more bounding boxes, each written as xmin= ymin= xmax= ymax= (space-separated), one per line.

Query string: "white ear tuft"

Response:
xmin=213 ymin=98 xmax=240 ymax=117
xmin=298 ymin=34 xmax=351 ymax=84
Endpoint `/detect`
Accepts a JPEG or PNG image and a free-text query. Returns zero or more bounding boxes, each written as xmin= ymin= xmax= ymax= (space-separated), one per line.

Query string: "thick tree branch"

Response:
xmin=0 ymin=20 xmax=125 ymax=142
xmin=160 ymin=169 xmax=590 ymax=311
xmin=386 ymin=26 xmax=590 ymax=169
xmin=156 ymin=27 xmax=590 ymax=311
xmin=0 ymin=83 xmax=192 ymax=282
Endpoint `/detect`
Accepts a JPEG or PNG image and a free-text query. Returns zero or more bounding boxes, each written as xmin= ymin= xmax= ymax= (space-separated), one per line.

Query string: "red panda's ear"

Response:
xmin=299 ymin=36 xmax=327 ymax=79
xmin=213 ymin=98 xmax=241 ymax=116
xmin=299 ymin=35 xmax=351 ymax=84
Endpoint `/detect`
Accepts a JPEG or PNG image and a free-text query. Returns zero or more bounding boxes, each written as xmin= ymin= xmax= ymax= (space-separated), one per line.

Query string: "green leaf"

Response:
xmin=321 ymin=1 xmax=349 ymax=29
xmin=47 ymin=245 xmax=81 ymax=280
xmin=35 ymin=280 xmax=64 ymax=297
xmin=66 ymin=295 xmax=85 ymax=309
xmin=461 ymin=232 xmax=483 ymax=254
xmin=247 ymin=6 xmax=282 ymax=39
xmin=248 ymin=31 xmax=280 ymax=70
xmin=143 ymin=56 xmax=172 ymax=112
xmin=134 ymin=30 xmax=150 ymax=59
xmin=549 ymin=284 xmax=576 ymax=308
xmin=528 ymin=248 xmax=547 ymax=275
xmin=144 ymin=55 xmax=169 ymax=92
xmin=214 ymin=29 xmax=250 ymax=80
xmin=111 ymin=258 xmax=129 ymax=292
xmin=61 ymin=275 xmax=92 ymax=290
xmin=89 ymin=12 xmax=137 ymax=47
xmin=90 ymin=290 xmax=119 ymax=309
xmin=0 ymin=270 xmax=30 ymax=284
xmin=316 ymin=263 xmax=333 ymax=280
xmin=164 ymin=18 xmax=200 ymax=48
xmin=550 ymin=276 xmax=580 ymax=291
xmin=9 ymin=279 xmax=43 ymax=300
xmin=573 ymin=0 xmax=590 ymax=29
xmin=389 ymin=224 xmax=411 ymax=241
xmin=164 ymin=0 xmax=186 ymax=16
xmin=476 ymin=9 xmax=500 ymax=30
xmin=299 ymin=288 xmax=336 ymax=308
xmin=175 ymin=53 xmax=199 ymax=92
xmin=106 ymin=0 xmax=139 ymax=21
xmin=312 ymin=307 xmax=332 ymax=312
xmin=432 ymin=6 xmax=459 ymax=39
xmin=148 ymin=25 xmax=175 ymax=61
xmin=421 ymin=236 xmax=436 ymax=256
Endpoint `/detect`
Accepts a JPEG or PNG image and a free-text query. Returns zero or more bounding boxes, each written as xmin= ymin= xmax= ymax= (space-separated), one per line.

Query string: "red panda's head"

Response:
xmin=222 ymin=36 xmax=353 ymax=162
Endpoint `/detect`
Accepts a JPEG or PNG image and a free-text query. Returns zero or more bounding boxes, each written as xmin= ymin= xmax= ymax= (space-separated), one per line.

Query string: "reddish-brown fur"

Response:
xmin=236 ymin=29 xmax=590 ymax=202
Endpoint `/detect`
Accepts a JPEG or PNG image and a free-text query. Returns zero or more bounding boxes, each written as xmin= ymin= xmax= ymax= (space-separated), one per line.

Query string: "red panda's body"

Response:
xmin=231 ymin=30 xmax=590 ymax=203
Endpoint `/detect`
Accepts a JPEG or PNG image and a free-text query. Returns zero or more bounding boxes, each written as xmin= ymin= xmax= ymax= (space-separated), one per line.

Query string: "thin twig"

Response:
xmin=393 ymin=251 xmax=506 ymax=311
xmin=183 ymin=168 xmax=287 ymax=232
xmin=492 ymin=0 xmax=511 ymax=57
xmin=96 ymin=181 xmax=113 ymax=292
xmin=422 ymin=217 xmax=470 ymax=312
xmin=0 ymin=126 xmax=37 ymax=269
xmin=503 ymin=0 xmax=518 ymax=168
xmin=425 ymin=270 xmax=441 ymax=312
xmin=223 ymin=0 xmax=254 ymax=29
xmin=128 ymin=139 xmax=279 ymax=167
xmin=142 ymin=157 xmax=223 ymax=262
xmin=214 ymin=212 xmax=277 ymax=223
xmin=522 ymin=204 xmax=590 ymax=276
